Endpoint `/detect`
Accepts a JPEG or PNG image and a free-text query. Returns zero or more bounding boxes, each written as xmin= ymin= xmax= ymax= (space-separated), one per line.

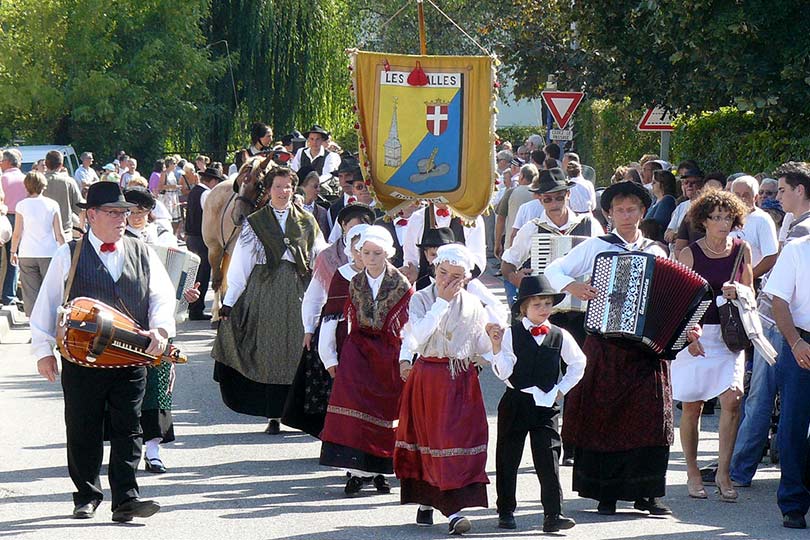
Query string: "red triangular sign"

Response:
xmin=637 ymin=106 xmax=674 ymax=131
xmin=541 ymin=91 xmax=585 ymax=129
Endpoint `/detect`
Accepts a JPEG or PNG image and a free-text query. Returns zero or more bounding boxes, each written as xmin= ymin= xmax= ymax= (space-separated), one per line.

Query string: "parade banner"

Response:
xmin=348 ymin=50 xmax=497 ymax=222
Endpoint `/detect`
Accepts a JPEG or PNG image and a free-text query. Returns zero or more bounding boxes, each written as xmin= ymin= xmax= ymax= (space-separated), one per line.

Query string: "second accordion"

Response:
xmin=585 ymin=251 xmax=712 ymax=356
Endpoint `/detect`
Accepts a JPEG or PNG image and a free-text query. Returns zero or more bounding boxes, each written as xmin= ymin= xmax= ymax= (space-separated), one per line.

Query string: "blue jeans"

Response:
xmin=729 ymin=322 xmax=781 ymax=485
xmin=775 ymin=333 xmax=810 ymax=516
xmin=2 ymin=213 xmax=17 ymax=304
xmin=503 ymin=277 xmax=517 ymax=308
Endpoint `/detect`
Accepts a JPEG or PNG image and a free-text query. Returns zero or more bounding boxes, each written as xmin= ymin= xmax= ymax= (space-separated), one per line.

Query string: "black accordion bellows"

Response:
xmin=585 ymin=252 xmax=712 ymax=356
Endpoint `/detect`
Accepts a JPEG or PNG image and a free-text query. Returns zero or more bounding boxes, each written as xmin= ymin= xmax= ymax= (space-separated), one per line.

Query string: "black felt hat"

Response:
xmin=78 ymin=182 xmax=135 ymax=209
xmin=303 ymin=124 xmax=330 ymax=138
xmin=123 ymin=188 xmax=156 ymax=210
xmin=600 ymin=180 xmax=653 ymax=212
xmin=336 ymin=202 xmax=376 ymax=226
xmin=416 ymin=227 xmax=455 ymax=249
xmin=199 ymin=166 xmax=226 ymax=183
xmin=528 ymin=168 xmax=575 ymax=194
xmin=512 ymin=275 xmax=566 ymax=315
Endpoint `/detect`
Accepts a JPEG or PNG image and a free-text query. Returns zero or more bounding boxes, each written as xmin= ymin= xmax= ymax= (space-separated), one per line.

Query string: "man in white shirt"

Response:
xmin=73 ymin=152 xmax=99 ymax=192
xmin=290 ymin=124 xmax=341 ymax=185
xmin=565 ymin=160 xmax=596 ymax=214
xmin=730 ymin=175 xmax=778 ymax=279
xmin=494 ymin=163 xmax=537 ymax=260
xmin=31 ymin=182 xmax=176 ymax=522
xmin=665 ymin=168 xmax=704 ymax=243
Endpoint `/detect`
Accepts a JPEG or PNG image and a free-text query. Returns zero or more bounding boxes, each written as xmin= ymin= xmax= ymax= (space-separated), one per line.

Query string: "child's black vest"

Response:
xmin=508 ymin=322 xmax=563 ymax=393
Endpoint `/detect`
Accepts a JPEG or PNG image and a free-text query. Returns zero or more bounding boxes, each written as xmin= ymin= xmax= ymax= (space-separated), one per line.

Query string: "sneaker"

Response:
xmin=448 ymin=516 xmax=471 ymax=535
xmin=372 ymin=475 xmax=391 ymax=493
xmin=634 ymin=497 xmax=672 ymax=515
xmin=497 ymin=512 xmax=516 ymax=529
xmin=344 ymin=475 xmax=364 ymax=496
xmin=416 ymin=507 xmax=434 ymax=526
xmin=543 ymin=514 xmax=576 ymax=532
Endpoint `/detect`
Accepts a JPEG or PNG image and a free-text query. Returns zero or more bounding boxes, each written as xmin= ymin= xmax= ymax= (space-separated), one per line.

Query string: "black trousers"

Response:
xmin=61 ymin=360 xmax=146 ymax=508
xmin=496 ymin=389 xmax=562 ymax=517
xmin=185 ymin=234 xmax=211 ymax=316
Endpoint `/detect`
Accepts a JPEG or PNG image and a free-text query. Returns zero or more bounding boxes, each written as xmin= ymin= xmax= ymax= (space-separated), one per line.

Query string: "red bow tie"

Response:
xmin=396 ymin=218 xmax=408 ymax=227
xmin=100 ymin=242 xmax=117 ymax=253
xmin=530 ymin=325 xmax=549 ymax=337
xmin=436 ymin=208 xmax=450 ymax=217
xmin=347 ymin=196 xmax=357 ymax=204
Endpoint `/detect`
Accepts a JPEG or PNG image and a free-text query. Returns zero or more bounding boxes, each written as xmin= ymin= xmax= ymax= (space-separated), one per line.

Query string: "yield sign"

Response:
xmin=541 ymin=91 xmax=585 ymax=129
xmin=638 ymin=106 xmax=674 ymax=131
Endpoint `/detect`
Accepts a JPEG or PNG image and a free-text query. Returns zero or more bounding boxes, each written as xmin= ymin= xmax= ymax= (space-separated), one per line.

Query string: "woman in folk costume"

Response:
xmin=319 ymin=225 xmax=413 ymax=496
xmin=281 ymin=205 xmax=376 ymax=436
xmin=213 ymin=166 xmax=326 ymax=435
xmin=395 ymin=244 xmax=494 ymax=536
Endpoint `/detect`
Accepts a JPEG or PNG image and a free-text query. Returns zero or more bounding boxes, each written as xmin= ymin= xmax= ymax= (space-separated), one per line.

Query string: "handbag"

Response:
xmin=0 ymin=215 xmax=11 ymax=245
xmin=718 ymin=241 xmax=751 ymax=352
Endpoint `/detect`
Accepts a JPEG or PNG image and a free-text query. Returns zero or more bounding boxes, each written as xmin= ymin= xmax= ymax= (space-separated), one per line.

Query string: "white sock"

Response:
xmin=145 ymin=438 xmax=162 ymax=460
xmin=419 ymin=505 xmax=433 ymax=512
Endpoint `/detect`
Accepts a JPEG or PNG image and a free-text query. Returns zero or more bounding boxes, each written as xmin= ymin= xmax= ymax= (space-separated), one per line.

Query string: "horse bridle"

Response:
xmin=234 ymin=173 xmax=271 ymax=210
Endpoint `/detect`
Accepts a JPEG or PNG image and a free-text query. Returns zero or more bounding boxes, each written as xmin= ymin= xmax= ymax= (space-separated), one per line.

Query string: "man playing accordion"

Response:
xmin=544 ymin=181 xmax=674 ymax=517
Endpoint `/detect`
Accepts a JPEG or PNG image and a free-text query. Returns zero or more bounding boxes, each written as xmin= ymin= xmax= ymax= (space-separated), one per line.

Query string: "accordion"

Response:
xmin=530 ymin=234 xmax=589 ymax=312
xmin=152 ymin=245 xmax=201 ymax=322
xmin=585 ymin=251 xmax=712 ymax=355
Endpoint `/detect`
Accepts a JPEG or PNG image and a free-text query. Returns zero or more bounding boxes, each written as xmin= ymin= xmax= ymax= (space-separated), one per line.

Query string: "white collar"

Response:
xmin=613 ymin=229 xmax=643 ymax=245
xmin=366 ymin=269 xmax=385 ymax=286
xmin=306 ymin=146 xmax=326 ymax=160
xmin=539 ymin=209 xmax=580 ymax=230
xmin=522 ymin=317 xmax=550 ymax=330
xmin=87 ymin=229 xmax=122 ymax=251
xmin=338 ymin=262 xmax=359 ymax=280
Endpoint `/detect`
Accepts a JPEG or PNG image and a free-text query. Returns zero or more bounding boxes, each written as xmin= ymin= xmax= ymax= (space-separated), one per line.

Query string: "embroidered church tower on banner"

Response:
xmin=384 ymin=98 xmax=402 ymax=167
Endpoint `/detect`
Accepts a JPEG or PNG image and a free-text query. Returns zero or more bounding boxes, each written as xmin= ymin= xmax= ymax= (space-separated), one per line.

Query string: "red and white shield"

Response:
xmin=425 ymin=104 xmax=449 ymax=136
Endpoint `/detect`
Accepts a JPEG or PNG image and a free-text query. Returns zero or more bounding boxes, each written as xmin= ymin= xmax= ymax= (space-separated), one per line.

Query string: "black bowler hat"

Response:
xmin=417 ymin=227 xmax=455 ymax=249
xmin=124 ymin=188 xmax=156 ymax=210
xmin=528 ymin=168 xmax=575 ymax=194
xmin=281 ymin=130 xmax=304 ymax=146
xmin=303 ymin=124 xmax=330 ymax=138
xmin=200 ymin=166 xmax=226 ymax=183
xmin=600 ymin=180 xmax=653 ymax=212
xmin=78 ymin=182 xmax=135 ymax=209
xmin=512 ymin=275 xmax=566 ymax=315
xmin=336 ymin=203 xmax=376 ymax=226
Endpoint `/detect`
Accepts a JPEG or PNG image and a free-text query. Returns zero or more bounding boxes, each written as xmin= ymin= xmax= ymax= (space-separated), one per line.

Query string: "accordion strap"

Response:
xmin=63 ymin=237 xmax=84 ymax=305
xmin=729 ymin=239 xmax=745 ymax=283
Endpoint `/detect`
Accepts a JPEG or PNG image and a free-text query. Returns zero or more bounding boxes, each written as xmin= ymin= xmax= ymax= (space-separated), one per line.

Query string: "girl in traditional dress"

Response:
xmin=319 ymin=226 xmax=412 ymax=496
xmin=395 ymin=244 xmax=493 ymax=536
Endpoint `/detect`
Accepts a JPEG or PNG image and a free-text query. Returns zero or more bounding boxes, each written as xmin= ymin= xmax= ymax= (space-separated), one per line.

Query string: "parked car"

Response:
xmin=11 ymin=145 xmax=80 ymax=175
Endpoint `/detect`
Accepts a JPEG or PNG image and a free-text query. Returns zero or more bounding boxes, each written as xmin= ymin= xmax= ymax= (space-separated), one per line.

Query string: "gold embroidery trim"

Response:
xmin=394 ymin=441 xmax=487 ymax=457
xmin=327 ymin=405 xmax=397 ymax=429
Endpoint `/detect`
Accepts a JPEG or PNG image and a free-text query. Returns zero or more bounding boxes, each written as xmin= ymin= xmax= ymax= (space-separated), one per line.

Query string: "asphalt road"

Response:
xmin=0 ymin=296 xmax=791 ymax=540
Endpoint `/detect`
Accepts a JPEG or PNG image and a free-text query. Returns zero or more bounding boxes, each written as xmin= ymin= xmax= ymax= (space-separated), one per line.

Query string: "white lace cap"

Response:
xmin=344 ymin=223 xmax=371 ymax=258
xmin=433 ymin=244 xmax=473 ymax=277
xmin=358 ymin=225 xmax=396 ymax=258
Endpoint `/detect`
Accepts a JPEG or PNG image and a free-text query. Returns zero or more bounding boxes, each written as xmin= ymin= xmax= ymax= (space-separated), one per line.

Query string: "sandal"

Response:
xmin=716 ymin=481 xmax=738 ymax=503
xmin=687 ymin=477 xmax=708 ymax=499
xmin=144 ymin=457 xmax=167 ymax=474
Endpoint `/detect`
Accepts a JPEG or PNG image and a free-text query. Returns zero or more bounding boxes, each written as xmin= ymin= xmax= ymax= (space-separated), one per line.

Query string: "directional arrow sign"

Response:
xmin=638 ymin=106 xmax=674 ymax=131
xmin=541 ymin=91 xmax=585 ymax=129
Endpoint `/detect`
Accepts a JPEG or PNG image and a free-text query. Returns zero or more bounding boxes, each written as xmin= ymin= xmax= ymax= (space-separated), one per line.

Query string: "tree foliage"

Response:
xmin=0 ymin=0 xmax=218 ymax=162
xmin=499 ymin=0 xmax=810 ymax=127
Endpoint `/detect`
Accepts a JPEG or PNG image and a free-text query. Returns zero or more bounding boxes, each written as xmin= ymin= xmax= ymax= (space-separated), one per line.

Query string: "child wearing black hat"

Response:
xmin=486 ymin=274 xmax=586 ymax=533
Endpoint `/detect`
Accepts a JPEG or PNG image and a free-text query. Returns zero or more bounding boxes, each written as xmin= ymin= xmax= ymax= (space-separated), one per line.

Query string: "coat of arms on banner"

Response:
xmin=349 ymin=51 xmax=497 ymax=221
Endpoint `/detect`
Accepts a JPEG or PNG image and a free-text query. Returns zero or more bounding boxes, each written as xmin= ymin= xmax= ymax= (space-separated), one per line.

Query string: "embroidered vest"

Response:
xmin=247 ymin=203 xmax=317 ymax=279
xmin=508 ymin=322 xmax=563 ymax=393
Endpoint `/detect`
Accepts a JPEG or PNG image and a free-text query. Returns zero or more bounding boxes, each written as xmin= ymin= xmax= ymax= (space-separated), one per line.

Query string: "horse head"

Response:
xmin=231 ymin=153 xmax=275 ymax=226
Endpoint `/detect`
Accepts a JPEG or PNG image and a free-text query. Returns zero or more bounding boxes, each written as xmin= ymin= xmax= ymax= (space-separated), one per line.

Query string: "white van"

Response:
xmin=10 ymin=145 xmax=80 ymax=175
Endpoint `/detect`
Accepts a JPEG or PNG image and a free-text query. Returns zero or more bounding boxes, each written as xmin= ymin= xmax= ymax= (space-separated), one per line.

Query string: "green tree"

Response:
xmin=0 ymin=0 xmax=218 ymax=163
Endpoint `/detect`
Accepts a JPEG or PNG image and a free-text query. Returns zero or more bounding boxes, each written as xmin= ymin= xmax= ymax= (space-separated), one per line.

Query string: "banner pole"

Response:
xmin=417 ymin=0 xmax=427 ymax=56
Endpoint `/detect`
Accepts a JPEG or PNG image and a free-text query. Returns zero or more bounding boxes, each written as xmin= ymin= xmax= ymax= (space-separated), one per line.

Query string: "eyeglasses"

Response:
xmin=540 ymin=194 xmax=567 ymax=204
xmin=760 ymin=190 xmax=777 ymax=197
xmin=97 ymin=209 xmax=131 ymax=218
xmin=681 ymin=179 xmax=702 ymax=186
xmin=707 ymin=215 xmax=733 ymax=223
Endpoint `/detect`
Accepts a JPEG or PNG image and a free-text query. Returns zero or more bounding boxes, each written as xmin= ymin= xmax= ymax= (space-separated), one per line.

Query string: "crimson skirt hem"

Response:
xmin=399 ymin=478 xmax=487 ymax=516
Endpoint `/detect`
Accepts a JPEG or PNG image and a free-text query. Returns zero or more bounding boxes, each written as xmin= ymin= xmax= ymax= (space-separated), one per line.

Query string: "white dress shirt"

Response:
xmin=502 ymin=211 xmax=603 ymax=268
xmin=568 ymin=175 xmax=597 ymax=213
xmin=402 ymin=207 xmax=487 ymax=273
xmin=30 ymin=230 xmax=177 ymax=360
xmin=511 ymin=199 xmax=545 ymax=233
xmin=762 ymin=236 xmax=810 ymax=332
xmin=290 ymin=146 xmax=341 ymax=184
xmin=224 ymin=207 xmax=327 ymax=306
xmin=667 ymin=200 xmax=692 ymax=230
xmin=487 ymin=318 xmax=586 ymax=407
xmin=318 ymin=263 xmax=358 ymax=369
xmin=730 ymin=207 xmax=778 ymax=268
xmin=545 ymin=231 xmax=666 ymax=293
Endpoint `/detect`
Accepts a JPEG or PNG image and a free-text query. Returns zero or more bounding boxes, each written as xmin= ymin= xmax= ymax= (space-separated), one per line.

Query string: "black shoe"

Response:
xmin=188 ymin=312 xmax=212 ymax=321
xmin=264 ymin=419 xmax=280 ymax=435
xmin=597 ymin=500 xmax=616 ymax=515
xmin=448 ymin=516 xmax=471 ymax=535
xmin=372 ymin=475 xmax=391 ymax=493
xmin=416 ymin=507 xmax=434 ymax=526
xmin=111 ymin=498 xmax=160 ymax=523
xmin=634 ymin=497 xmax=672 ymax=515
xmin=543 ymin=514 xmax=576 ymax=532
xmin=562 ymin=457 xmax=575 ymax=467
xmin=144 ymin=457 xmax=167 ymax=474
xmin=783 ymin=512 xmax=807 ymax=529
xmin=72 ymin=501 xmax=98 ymax=519
xmin=700 ymin=465 xmax=717 ymax=484
xmin=497 ymin=512 xmax=516 ymax=529
xmin=344 ymin=475 xmax=364 ymax=496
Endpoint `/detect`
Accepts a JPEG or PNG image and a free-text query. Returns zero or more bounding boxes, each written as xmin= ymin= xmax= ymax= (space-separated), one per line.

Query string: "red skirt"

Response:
xmin=320 ymin=327 xmax=404 ymax=467
xmin=394 ymin=357 xmax=489 ymax=516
